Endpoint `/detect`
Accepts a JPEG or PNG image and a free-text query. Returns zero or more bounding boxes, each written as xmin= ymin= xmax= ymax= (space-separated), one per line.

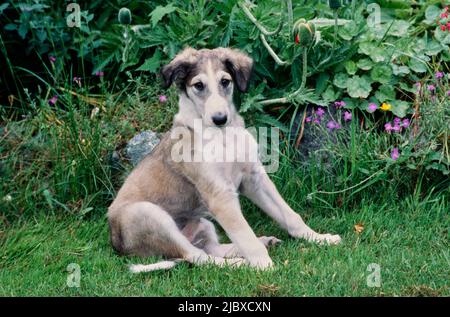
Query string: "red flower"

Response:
xmin=441 ymin=25 xmax=447 ymax=31
xmin=295 ymin=34 xmax=300 ymax=44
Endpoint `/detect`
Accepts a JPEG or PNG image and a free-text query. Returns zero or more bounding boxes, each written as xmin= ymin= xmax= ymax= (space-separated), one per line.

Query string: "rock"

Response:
xmin=292 ymin=105 xmax=349 ymax=165
xmin=125 ymin=131 xmax=160 ymax=166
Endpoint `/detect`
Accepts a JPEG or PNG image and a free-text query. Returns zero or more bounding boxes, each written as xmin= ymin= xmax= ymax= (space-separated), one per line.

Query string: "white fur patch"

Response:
xmin=129 ymin=261 xmax=178 ymax=273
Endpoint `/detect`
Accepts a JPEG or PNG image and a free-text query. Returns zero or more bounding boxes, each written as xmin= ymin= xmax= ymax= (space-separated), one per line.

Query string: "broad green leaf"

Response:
xmin=391 ymin=64 xmax=410 ymax=76
xmin=388 ymin=20 xmax=410 ymax=37
xmin=0 ymin=3 xmax=9 ymax=14
xmin=371 ymin=64 xmax=393 ymax=84
xmin=338 ymin=21 xmax=359 ymax=40
xmin=4 ymin=23 xmax=17 ymax=31
xmin=435 ymin=26 xmax=450 ymax=45
xmin=344 ymin=60 xmax=358 ymax=75
xmin=333 ymin=72 xmax=349 ymax=89
xmin=425 ymin=40 xmax=444 ymax=56
xmin=359 ymin=42 xmax=386 ymax=62
xmin=149 ymin=4 xmax=177 ymax=28
xmin=390 ymin=100 xmax=410 ymax=118
xmin=315 ymin=73 xmax=330 ymax=95
xmin=346 ymin=75 xmax=372 ymax=99
xmin=357 ymin=58 xmax=374 ymax=70
xmin=375 ymin=85 xmax=395 ymax=102
xmin=136 ymin=50 xmax=162 ymax=72
xmin=18 ymin=23 xmax=28 ymax=39
xmin=424 ymin=5 xmax=441 ymax=25
xmin=408 ymin=58 xmax=427 ymax=73
xmin=322 ymin=85 xmax=338 ymax=102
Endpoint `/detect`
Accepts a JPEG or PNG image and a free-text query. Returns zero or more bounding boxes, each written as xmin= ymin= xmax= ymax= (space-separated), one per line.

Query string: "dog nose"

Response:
xmin=212 ymin=113 xmax=228 ymax=126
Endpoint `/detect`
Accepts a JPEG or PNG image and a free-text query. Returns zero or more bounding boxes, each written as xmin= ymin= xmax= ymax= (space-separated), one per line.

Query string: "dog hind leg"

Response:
xmin=114 ymin=202 xmax=244 ymax=272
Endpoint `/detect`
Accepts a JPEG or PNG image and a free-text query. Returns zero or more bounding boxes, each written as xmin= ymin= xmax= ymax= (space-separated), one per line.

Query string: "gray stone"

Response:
xmin=125 ymin=130 xmax=160 ymax=166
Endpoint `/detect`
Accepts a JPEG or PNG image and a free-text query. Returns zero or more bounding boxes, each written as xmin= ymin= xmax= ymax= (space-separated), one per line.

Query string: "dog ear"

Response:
xmin=160 ymin=47 xmax=198 ymax=89
xmin=216 ymin=48 xmax=254 ymax=93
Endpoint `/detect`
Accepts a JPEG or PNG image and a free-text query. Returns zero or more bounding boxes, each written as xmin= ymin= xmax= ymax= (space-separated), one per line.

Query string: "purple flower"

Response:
xmin=435 ymin=71 xmax=444 ymax=79
xmin=414 ymin=82 xmax=421 ymax=88
xmin=427 ymin=84 xmax=436 ymax=92
xmin=392 ymin=125 xmax=402 ymax=133
xmin=49 ymin=55 xmax=56 ymax=63
xmin=95 ymin=71 xmax=104 ymax=77
xmin=391 ymin=148 xmax=400 ymax=161
xmin=447 ymin=90 xmax=450 ymax=96
xmin=368 ymin=103 xmax=378 ymax=113
xmin=343 ymin=111 xmax=352 ymax=122
xmin=306 ymin=116 xmax=312 ymax=123
xmin=73 ymin=76 xmax=82 ymax=87
xmin=316 ymin=107 xmax=325 ymax=117
xmin=334 ymin=101 xmax=346 ymax=108
xmin=384 ymin=122 xmax=393 ymax=132
xmin=326 ymin=121 xmax=340 ymax=130
xmin=48 ymin=95 xmax=58 ymax=105
xmin=313 ymin=118 xmax=321 ymax=124
xmin=402 ymin=118 xmax=410 ymax=128
xmin=159 ymin=95 xmax=168 ymax=103
xmin=393 ymin=117 xmax=401 ymax=125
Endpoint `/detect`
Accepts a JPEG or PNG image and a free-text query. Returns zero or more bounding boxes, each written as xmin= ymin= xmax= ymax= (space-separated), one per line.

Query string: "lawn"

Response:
xmin=1 ymin=182 xmax=448 ymax=296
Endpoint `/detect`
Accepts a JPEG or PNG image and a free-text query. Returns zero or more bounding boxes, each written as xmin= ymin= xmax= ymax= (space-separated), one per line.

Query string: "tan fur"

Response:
xmin=108 ymin=47 xmax=341 ymax=272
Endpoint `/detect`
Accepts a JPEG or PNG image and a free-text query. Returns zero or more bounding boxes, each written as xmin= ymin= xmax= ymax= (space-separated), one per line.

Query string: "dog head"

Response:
xmin=161 ymin=47 xmax=253 ymax=127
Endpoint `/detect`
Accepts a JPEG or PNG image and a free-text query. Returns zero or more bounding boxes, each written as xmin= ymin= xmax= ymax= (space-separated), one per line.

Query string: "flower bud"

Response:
xmin=118 ymin=7 xmax=132 ymax=25
xmin=328 ymin=0 xmax=341 ymax=9
xmin=293 ymin=19 xmax=315 ymax=47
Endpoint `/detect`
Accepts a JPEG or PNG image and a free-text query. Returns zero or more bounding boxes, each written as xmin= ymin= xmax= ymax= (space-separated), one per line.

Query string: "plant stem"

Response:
xmin=287 ymin=0 xmax=293 ymax=33
xmin=333 ymin=10 xmax=338 ymax=48
xmin=259 ymin=48 xmax=308 ymax=105
xmin=260 ymin=34 xmax=288 ymax=66
xmin=238 ymin=2 xmax=284 ymax=36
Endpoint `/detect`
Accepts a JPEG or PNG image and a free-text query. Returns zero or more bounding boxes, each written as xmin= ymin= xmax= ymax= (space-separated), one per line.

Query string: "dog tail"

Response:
xmin=129 ymin=259 xmax=182 ymax=273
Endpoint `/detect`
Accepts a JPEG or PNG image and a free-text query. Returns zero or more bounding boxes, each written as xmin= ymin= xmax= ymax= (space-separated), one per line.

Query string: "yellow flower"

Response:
xmin=380 ymin=103 xmax=392 ymax=111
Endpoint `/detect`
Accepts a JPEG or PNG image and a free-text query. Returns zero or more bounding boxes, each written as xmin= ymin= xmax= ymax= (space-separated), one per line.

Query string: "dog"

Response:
xmin=107 ymin=47 xmax=341 ymax=272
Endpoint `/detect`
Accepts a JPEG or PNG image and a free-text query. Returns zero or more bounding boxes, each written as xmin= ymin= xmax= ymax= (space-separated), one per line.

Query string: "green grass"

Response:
xmin=0 ymin=194 xmax=448 ymax=296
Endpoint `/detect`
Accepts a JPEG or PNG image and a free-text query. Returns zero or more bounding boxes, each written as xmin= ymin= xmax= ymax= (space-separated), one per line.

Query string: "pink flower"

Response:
xmin=391 ymin=148 xmax=400 ymax=161
xmin=306 ymin=116 xmax=312 ymax=123
xmin=316 ymin=107 xmax=325 ymax=117
xmin=73 ymin=76 xmax=82 ymax=87
xmin=334 ymin=101 xmax=346 ymax=108
xmin=313 ymin=118 xmax=321 ymax=124
xmin=384 ymin=122 xmax=393 ymax=132
xmin=393 ymin=117 xmax=401 ymax=125
xmin=427 ymin=84 xmax=436 ymax=91
xmin=447 ymin=90 xmax=450 ymax=96
xmin=343 ymin=111 xmax=352 ymax=122
xmin=435 ymin=71 xmax=444 ymax=79
xmin=402 ymin=119 xmax=410 ymax=128
xmin=49 ymin=55 xmax=56 ymax=63
xmin=48 ymin=95 xmax=58 ymax=105
xmin=95 ymin=71 xmax=104 ymax=77
xmin=368 ymin=103 xmax=378 ymax=113
xmin=159 ymin=95 xmax=168 ymax=103
xmin=326 ymin=121 xmax=340 ymax=130
xmin=392 ymin=125 xmax=402 ymax=133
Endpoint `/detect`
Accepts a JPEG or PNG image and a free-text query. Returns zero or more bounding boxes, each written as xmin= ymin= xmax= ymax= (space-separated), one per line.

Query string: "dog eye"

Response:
xmin=221 ymin=79 xmax=230 ymax=88
xmin=193 ymin=82 xmax=204 ymax=91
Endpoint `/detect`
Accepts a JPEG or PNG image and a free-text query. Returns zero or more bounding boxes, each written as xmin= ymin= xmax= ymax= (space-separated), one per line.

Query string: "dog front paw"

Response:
xmin=259 ymin=236 xmax=282 ymax=247
xmin=247 ymin=256 xmax=274 ymax=270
